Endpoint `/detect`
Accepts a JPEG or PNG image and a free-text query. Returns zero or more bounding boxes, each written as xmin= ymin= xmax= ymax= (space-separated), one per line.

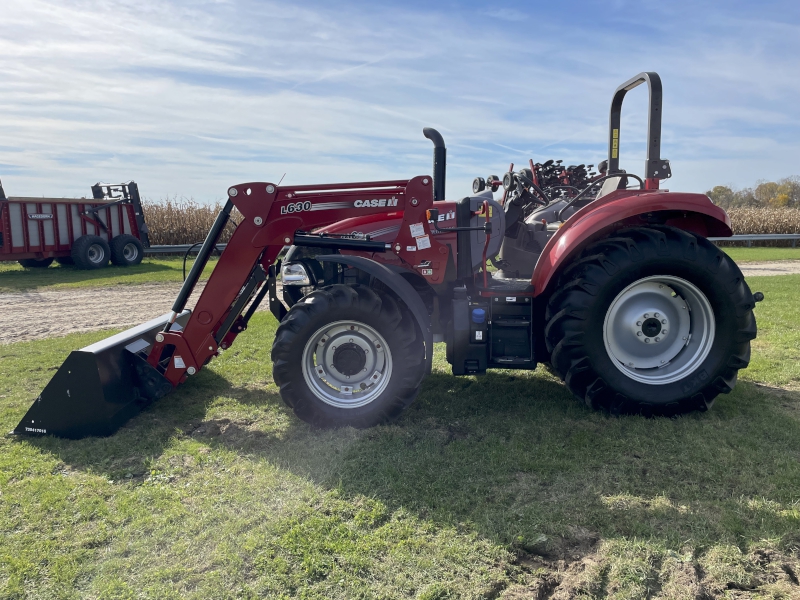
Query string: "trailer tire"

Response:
xmin=18 ymin=257 xmax=54 ymax=268
xmin=110 ymin=234 xmax=144 ymax=266
xmin=272 ymin=284 xmax=425 ymax=428
xmin=71 ymin=235 xmax=110 ymax=270
xmin=545 ymin=225 xmax=756 ymax=415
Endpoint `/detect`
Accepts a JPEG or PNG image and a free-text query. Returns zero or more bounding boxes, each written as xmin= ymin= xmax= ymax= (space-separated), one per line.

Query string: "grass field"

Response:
xmin=0 ymin=257 xmax=219 ymax=293
xmin=1 ymin=275 xmax=799 ymax=598
xmin=720 ymin=247 xmax=800 ymax=263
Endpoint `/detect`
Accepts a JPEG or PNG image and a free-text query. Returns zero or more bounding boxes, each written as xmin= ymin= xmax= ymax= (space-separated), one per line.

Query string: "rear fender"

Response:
xmin=316 ymin=255 xmax=434 ymax=374
xmin=532 ymin=190 xmax=732 ymax=297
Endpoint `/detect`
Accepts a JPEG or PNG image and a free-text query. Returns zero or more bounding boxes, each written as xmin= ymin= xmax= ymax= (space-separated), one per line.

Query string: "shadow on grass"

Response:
xmin=0 ymin=262 xmax=174 ymax=291
xmin=25 ymin=365 xmax=800 ymax=561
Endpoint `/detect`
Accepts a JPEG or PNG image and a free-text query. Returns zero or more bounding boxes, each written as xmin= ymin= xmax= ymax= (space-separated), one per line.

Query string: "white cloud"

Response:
xmin=0 ymin=0 xmax=798 ymax=202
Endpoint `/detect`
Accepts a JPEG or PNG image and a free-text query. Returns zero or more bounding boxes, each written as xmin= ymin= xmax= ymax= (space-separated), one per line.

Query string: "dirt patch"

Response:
xmin=738 ymin=260 xmax=800 ymax=277
xmin=0 ymin=281 xmax=270 ymax=345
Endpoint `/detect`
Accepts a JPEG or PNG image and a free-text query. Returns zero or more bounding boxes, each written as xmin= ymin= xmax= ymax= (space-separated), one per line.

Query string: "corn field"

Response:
xmin=726 ymin=208 xmax=800 ymax=246
xmin=141 ymin=199 xmax=800 ymax=247
xmin=141 ymin=198 xmax=241 ymax=245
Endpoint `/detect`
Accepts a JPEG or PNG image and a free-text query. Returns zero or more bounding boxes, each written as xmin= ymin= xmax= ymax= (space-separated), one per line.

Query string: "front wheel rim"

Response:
xmin=301 ymin=320 xmax=393 ymax=409
xmin=603 ymin=275 xmax=715 ymax=385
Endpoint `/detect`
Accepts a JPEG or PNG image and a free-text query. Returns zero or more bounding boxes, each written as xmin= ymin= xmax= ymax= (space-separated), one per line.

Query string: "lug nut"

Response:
xmin=637 ymin=321 xmax=642 ymax=326
xmin=662 ymin=330 xmax=668 ymax=335
xmin=655 ymin=337 xmax=661 ymax=342
xmin=654 ymin=312 xmax=660 ymax=318
xmin=644 ymin=313 xmax=650 ymax=318
xmin=661 ymin=319 xmax=667 ymax=324
xmin=645 ymin=338 xmax=651 ymax=343
xmin=637 ymin=332 xmax=642 ymax=336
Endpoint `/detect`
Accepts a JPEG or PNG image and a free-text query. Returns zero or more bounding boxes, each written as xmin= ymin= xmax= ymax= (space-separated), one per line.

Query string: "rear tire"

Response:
xmin=18 ymin=257 xmax=54 ymax=268
xmin=110 ymin=234 xmax=144 ymax=266
xmin=71 ymin=235 xmax=110 ymax=270
xmin=545 ymin=226 xmax=756 ymax=415
xmin=272 ymin=284 xmax=426 ymax=428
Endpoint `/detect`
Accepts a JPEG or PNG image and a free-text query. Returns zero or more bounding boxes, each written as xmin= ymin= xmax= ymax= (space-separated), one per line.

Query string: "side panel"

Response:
xmin=9 ymin=202 xmax=25 ymax=247
xmin=532 ymin=190 xmax=732 ymax=296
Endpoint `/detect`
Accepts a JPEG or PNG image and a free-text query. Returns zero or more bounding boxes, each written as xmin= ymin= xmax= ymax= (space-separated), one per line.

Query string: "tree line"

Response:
xmin=706 ymin=177 xmax=800 ymax=209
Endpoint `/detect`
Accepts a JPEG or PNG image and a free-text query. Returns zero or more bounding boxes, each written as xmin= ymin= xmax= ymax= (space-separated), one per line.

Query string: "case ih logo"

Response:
xmin=354 ymin=196 xmax=399 ymax=208
xmin=27 ymin=213 xmax=54 ymax=220
xmin=280 ymin=196 xmax=400 ymax=215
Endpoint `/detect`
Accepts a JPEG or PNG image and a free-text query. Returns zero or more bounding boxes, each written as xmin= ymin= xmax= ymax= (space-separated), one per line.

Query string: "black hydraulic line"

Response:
xmin=165 ymin=198 xmax=234 ymax=331
xmin=182 ymin=242 xmax=203 ymax=281
xmin=556 ymin=173 xmax=644 ymax=220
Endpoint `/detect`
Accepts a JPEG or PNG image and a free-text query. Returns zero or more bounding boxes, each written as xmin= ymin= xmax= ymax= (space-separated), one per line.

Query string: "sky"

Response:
xmin=2 ymin=0 xmax=800 ymax=203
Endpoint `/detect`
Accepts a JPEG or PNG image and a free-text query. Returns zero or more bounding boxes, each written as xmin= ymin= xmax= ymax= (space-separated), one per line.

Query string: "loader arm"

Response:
xmin=149 ymin=176 xmax=449 ymax=387
xmin=14 ymin=175 xmax=448 ymax=438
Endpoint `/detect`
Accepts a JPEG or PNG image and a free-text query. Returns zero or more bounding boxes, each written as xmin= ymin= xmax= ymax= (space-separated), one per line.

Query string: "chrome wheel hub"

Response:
xmin=123 ymin=242 xmax=138 ymax=261
xmin=301 ymin=320 xmax=392 ymax=408
xmin=88 ymin=244 xmax=105 ymax=264
xmin=603 ymin=275 xmax=715 ymax=384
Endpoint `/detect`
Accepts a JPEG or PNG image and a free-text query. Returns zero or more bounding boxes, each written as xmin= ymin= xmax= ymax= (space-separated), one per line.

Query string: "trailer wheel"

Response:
xmin=71 ymin=235 xmax=110 ymax=269
xmin=110 ymin=234 xmax=144 ymax=266
xmin=18 ymin=257 xmax=54 ymax=268
xmin=545 ymin=225 xmax=756 ymax=415
xmin=272 ymin=284 xmax=425 ymax=428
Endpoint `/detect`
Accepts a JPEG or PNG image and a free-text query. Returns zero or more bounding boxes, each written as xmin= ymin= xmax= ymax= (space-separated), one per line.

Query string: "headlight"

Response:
xmin=280 ymin=262 xmax=311 ymax=285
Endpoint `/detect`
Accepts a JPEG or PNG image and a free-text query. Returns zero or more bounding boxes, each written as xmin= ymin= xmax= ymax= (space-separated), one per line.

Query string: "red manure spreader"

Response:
xmin=15 ymin=73 xmax=761 ymax=438
xmin=0 ymin=181 xmax=148 ymax=270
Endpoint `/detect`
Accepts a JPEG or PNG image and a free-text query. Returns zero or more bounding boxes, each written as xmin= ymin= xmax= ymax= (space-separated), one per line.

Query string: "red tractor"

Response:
xmin=16 ymin=72 xmax=760 ymax=439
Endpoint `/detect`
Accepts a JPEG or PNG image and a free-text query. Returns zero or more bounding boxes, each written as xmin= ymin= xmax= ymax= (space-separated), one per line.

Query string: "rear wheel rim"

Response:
xmin=603 ymin=275 xmax=715 ymax=385
xmin=87 ymin=244 xmax=105 ymax=264
xmin=122 ymin=242 xmax=138 ymax=261
xmin=301 ymin=320 xmax=393 ymax=409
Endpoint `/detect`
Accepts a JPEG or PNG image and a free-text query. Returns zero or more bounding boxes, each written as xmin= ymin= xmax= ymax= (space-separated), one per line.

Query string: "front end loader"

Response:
xmin=14 ymin=72 xmax=761 ymax=438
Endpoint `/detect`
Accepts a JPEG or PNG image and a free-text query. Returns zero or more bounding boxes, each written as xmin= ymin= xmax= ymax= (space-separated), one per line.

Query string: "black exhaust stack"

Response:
xmin=423 ymin=127 xmax=446 ymax=202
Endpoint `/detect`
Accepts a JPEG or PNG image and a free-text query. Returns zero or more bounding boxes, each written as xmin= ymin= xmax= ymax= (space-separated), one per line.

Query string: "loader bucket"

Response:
xmin=13 ymin=310 xmax=191 ymax=439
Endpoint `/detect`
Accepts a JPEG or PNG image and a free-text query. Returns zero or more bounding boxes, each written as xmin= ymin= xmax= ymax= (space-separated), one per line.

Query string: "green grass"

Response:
xmin=1 ymin=276 xmax=799 ymax=598
xmin=721 ymin=246 xmax=800 ymax=262
xmin=0 ymin=257 xmax=219 ymax=292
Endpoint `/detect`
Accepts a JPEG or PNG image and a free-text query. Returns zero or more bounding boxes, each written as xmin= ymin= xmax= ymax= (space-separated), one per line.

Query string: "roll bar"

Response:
xmin=607 ymin=72 xmax=671 ymax=188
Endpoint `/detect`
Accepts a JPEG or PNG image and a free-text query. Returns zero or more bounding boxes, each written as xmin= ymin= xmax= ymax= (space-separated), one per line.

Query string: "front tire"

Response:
xmin=271 ymin=284 xmax=425 ymax=428
xmin=545 ymin=226 xmax=757 ymax=415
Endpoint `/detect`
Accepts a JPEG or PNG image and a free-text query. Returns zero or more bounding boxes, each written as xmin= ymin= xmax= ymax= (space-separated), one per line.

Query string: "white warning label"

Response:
xmin=409 ymin=223 xmax=425 ymax=238
xmin=416 ymin=235 xmax=431 ymax=250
